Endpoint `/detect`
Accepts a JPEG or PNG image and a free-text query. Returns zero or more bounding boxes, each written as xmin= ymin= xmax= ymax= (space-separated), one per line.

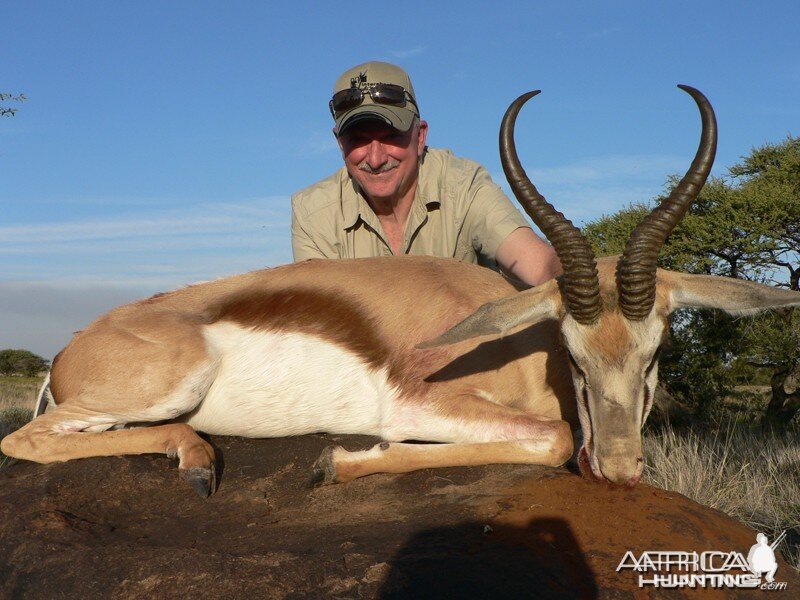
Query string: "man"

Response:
xmin=291 ymin=61 xmax=561 ymax=286
xmin=748 ymin=533 xmax=778 ymax=583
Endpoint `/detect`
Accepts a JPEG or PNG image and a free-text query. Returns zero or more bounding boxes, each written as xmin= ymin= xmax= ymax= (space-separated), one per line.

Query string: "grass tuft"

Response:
xmin=0 ymin=406 xmax=34 ymax=469
xmin=643 ymin=421 xmax=800 ymax=572
xmin=0 ymin=375 xmax=41 ymax=413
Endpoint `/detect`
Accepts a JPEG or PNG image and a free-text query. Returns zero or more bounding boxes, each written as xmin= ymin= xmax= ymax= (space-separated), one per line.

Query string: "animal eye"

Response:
xmin=567 ymin=351 xmax=586 ymax=378
xmin=645 ymin=347 xmax=662 ymax=375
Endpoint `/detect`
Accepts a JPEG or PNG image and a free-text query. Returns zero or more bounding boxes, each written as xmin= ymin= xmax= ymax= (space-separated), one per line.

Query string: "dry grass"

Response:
xmin=643 ymin=421 xmax=800 ymax=572
xmin=0 ymin=375 xmax=42 ymax=413
xmin=0 ymin=406 xmax=33 ymax=469
xmin=0 ymin=375 xmax=40 ymax=468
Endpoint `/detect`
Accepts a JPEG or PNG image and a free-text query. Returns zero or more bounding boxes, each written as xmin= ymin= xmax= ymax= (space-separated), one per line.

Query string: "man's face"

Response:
xmin=336 ymin=119 xmax=428 ymax=205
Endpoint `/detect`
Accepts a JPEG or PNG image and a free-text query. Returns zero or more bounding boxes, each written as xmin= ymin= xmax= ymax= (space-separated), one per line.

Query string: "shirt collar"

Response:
xmin=341 ymin=176 xmax=369 ymax=230
xmin=341 ymin=148 xmax=440 ymax=231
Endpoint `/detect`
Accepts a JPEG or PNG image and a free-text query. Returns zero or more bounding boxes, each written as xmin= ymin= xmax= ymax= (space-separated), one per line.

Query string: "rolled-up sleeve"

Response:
xmin=464 ymin=166 xmax=531 ymax=261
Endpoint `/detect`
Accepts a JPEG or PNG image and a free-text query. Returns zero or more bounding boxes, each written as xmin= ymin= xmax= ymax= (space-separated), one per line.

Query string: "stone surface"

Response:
xmin=1 ymin=434 xmax=797 ymax=598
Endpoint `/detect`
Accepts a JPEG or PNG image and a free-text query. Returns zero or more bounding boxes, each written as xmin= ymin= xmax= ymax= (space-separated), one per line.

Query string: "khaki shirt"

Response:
xmin=291 ymin=148 xmax=530 ymax=266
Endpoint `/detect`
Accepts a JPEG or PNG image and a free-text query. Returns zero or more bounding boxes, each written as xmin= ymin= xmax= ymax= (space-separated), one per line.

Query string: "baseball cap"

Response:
xmin=331 ymin=61 xmax=420 ymax=135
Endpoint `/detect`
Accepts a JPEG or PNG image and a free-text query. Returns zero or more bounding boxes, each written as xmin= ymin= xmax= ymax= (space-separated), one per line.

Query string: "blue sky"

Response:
xmin=2 ymin=1 xmax=799 ymax=358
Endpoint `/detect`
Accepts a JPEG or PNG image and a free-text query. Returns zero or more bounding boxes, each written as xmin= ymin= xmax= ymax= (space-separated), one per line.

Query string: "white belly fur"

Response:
xmin=184 ymin=322 xmax=396 ymax=437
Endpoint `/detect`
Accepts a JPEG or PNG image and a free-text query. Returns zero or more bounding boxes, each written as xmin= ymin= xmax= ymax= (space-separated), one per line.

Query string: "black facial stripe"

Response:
xmin=642 ymin=384 xmax=651 ymax=424
xmin=567 ymin=351 xmax=586 ymax=379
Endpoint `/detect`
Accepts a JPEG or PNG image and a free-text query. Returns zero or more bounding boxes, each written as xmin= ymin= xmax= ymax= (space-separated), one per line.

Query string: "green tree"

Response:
xmin=728 ymin=137 xmax=800 ymax=426
xmin=0 ymin=349 xmax=50 ymax=377
xmin=0 ymin=92 xmax=26 ymax=117
xmin=583 ymin=136 xmax=800 ymax=426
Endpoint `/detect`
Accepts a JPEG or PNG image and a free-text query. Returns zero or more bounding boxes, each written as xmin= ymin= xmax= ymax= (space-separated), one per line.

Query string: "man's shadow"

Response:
xmin=378 ymin=517 xmax=598 ymax=599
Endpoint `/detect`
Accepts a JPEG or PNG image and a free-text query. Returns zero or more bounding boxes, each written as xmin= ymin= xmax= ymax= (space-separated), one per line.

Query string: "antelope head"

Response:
xmin=422 ymin=86 xmax=800 ymax=485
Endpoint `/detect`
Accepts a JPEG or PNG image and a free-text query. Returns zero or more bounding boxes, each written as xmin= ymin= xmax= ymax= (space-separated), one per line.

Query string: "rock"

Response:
xmin=0 ymin=434 xmax=796 ymax=598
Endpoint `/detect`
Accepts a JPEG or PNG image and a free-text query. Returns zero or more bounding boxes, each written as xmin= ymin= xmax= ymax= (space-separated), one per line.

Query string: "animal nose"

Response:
xmin=598 ymin=454 xmax=643 ymax=485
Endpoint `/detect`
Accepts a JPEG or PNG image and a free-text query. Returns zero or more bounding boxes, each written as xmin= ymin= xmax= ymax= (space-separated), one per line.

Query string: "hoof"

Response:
xmin=180 ymin=466 xmax=216 ymax=497
xmin=309 ymin=446 xmax=338 ymax=487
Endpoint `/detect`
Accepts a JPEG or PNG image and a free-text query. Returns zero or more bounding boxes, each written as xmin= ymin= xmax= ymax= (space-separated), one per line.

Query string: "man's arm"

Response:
xmin=495 ymin=227 xmax=562 ymax=286
xmin=461 ymin=162 xmax=561 ymax=286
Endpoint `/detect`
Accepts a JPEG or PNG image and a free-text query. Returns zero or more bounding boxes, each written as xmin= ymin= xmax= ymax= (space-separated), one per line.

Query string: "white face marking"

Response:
xmin=561 ymin=312 xmax=665 ymax=483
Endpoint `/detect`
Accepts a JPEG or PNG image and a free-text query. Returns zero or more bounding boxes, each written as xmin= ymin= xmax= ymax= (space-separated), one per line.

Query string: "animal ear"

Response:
xmin=667 ymin=272 xmax=800 ymax=316
xmin=417 ymin=280 xmax=562 ymax=348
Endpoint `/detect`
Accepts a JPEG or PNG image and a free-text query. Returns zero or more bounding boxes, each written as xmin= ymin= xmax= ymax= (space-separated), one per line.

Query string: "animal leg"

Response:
xmin=311 ymin=395 xmax=573 ymax=485
xmin=1 ymin=410 xmax=216 ymax=497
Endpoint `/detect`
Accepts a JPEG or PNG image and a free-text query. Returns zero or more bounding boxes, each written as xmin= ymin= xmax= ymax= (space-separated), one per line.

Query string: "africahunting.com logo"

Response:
xmin=617 ymin=531 xmax=790 ymax=591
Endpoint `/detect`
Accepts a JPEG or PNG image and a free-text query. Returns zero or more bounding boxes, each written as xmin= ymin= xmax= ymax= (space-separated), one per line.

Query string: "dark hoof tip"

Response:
xmin=180 ymin=466 xmax=215 ymax=497
xmin=308 ymin=446 xmax=337 ymax=488
xmin=308 ymin=467 xmax=327 ymax=488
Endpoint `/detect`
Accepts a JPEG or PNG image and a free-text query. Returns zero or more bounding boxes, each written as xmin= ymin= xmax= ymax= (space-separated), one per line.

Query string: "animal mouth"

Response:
xmin=577 ymin=444 xmax=644 ymax=486
xmin=577 ymin=392 xmax=645 ymax=486
xmin=577 ymin=444 xmax=604 ymax=482
xmin=576 ymin=391 xmax=606 ymax=482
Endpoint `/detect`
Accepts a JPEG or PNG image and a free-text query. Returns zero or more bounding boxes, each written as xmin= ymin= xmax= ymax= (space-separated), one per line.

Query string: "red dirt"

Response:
xmin=1 ymin=434 xmax=796 ymax=598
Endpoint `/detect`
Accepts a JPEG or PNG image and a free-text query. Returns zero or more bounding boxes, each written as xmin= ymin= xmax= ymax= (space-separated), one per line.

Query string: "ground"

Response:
xmin=1 ymin=433 xmax=797 ymax=599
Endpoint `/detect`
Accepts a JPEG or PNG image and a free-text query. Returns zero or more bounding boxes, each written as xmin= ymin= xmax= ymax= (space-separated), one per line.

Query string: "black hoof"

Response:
xmin=308 ymin=446 xmax=337 ymax=488
xmin=180 ymin=466 xmax=215 ymax=497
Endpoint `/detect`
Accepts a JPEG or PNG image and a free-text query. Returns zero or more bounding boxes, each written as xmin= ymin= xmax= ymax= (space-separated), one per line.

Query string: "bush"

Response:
xmin=0 ymin=349 xmax=50 ymax=377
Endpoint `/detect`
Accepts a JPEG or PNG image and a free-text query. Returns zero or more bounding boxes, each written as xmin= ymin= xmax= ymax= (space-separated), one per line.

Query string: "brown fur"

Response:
xmin=586 ymin=314 xmax=633 ymax=369
xmin=207 ymin=288 xmax=393 ymax=372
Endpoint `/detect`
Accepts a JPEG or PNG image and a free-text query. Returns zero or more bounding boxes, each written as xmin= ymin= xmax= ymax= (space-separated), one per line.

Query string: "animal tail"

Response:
xmin=33 ymin=372 xmax=53 ymax=418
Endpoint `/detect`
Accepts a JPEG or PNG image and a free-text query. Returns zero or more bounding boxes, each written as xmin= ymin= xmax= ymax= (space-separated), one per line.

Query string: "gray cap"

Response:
xmin=331 ymin=61 xmax=419 ymax=135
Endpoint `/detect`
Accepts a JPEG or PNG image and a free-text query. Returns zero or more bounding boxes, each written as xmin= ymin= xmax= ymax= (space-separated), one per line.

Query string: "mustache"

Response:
xmin=358 ymin=160 xmax=400 ymax=174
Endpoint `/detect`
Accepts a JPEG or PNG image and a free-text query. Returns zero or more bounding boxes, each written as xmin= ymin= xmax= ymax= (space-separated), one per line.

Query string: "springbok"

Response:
xmin=3 ymin=87 xmax=799 ymax=497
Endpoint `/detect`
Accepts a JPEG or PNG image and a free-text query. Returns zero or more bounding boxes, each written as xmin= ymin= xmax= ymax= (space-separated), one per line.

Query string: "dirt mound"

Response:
xmin=1 ymin=434 xmax=796 ymax=598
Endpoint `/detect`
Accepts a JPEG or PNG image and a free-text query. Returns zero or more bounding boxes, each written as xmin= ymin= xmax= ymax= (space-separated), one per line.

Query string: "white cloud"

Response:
xmin=390 ymin=46 xmax=427 ymax=60
xmin=0 ymin=203 xmax=293 ymax=358
xmin=0 ymin=198 xmax=288 ymax=245
xmin=493 ymin=153 xmax=685 ymax=226
xmin=525 ymin=154 xmax=684 ymax=185
xmin=1 ymin=197 xmax=294 ymax=290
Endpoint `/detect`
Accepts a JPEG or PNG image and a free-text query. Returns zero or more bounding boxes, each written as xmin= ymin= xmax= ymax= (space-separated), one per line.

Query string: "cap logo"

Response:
xmin=350 ymin=72 xmax=368 ymax=89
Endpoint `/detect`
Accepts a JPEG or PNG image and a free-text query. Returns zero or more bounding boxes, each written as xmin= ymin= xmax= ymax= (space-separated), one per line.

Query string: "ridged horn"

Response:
xmin=617 ymin=85 xmax=717 ymax=320
xmin=500 ymin=91 xmax=602 ymax=325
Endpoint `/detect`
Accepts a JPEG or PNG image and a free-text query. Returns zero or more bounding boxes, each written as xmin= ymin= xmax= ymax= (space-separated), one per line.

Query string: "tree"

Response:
xmin=0 ymin=92 xmax=26 ymax=117
xmin=0 ymin=349 xmax=49 ymax=377
xmin=728 ymin=137 xmax=800 ymax=426
xmin=583 ymin=136 xmax=800 ymax=426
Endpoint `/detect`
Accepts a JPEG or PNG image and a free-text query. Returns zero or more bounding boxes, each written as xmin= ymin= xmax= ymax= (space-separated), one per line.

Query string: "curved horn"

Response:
xmin=617 ymin=85 xmax=717 ymax=320
xmin=500 ymin=91 xmax=602 ymax=325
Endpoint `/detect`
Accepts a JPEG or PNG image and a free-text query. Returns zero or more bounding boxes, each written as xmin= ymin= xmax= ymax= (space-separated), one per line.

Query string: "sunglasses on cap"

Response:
xmin=329 ymin=83 xmax=418 ymax=118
